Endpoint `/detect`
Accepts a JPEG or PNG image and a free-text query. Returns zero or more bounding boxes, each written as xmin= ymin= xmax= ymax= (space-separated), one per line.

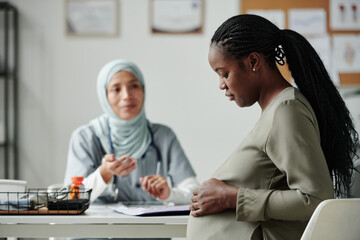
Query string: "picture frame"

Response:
xmin=150 ymin=0 xmax=204 ymax=34
xmin=65 ymin=0 xmax=118 ymax=37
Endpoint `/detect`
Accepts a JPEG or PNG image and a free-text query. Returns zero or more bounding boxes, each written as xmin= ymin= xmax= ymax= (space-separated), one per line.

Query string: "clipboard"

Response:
xmin=108 ymin=203 xmax=190 ymax=216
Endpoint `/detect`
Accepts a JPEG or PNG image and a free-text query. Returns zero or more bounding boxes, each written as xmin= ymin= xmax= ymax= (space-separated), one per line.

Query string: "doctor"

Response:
xmin=64 ymin=59 xmax=198 ymax=204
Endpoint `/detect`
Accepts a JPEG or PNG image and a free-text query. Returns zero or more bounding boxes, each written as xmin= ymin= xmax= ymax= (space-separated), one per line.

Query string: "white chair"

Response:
xmin=301 ymin=198 xmax=360 ymax=240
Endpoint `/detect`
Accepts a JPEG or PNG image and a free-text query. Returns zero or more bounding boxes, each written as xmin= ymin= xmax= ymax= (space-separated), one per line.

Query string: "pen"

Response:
xmin=156 ymin=161 xmax=161 ymax=175
xmin=109 ymin=141 xmax=117 ymax=191
xmin=107 ymin=118 xmax=118 ymax=199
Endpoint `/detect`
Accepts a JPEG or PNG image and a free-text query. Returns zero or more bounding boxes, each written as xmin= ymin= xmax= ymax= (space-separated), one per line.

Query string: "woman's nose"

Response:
xmin=219 ymin=79 xmax=226 ymax=90
xmin=121 ymin=87 xmax=130 ymax=99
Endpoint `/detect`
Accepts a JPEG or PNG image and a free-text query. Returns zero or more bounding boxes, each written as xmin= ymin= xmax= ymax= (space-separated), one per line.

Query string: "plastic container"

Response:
xmin=70 ymin=176 xmax=84 ymax=199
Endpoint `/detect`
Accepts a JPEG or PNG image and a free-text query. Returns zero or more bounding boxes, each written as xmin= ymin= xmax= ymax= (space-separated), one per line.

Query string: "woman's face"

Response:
xmin=107 ymin=71 xmax=144 ymax=120
xmin=208 ymin=45 xmax=258 ymax=107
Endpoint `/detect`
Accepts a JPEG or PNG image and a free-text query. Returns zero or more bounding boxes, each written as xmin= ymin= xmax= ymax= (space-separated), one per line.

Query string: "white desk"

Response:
xmin=0 ymin=204 xmax=189 ymax=238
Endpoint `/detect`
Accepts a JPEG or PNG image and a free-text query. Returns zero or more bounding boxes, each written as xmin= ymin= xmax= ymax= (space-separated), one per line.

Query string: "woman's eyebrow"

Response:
xmin=128 ymin=79 xmax=138 ymax=83
xmin=215 ymin=67 xmax=224 ymax=73
xmin=109 ymin=79 xmax=138 ymax=87
xmin=109 ymin=82 xmax=120 ymax=87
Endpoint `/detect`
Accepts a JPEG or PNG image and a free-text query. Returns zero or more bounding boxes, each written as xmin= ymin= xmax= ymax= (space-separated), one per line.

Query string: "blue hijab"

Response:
xmin=90 ymin=59 xmax=151 ymax=159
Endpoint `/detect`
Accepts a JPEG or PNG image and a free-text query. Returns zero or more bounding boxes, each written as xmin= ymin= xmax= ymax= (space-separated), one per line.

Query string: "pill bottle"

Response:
xmin=70 ymin=176 xmax=84 ymax=199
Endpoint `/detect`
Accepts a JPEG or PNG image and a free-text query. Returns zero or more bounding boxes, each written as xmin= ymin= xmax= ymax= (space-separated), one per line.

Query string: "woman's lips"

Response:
xmin=225 ymin=93 xmax=235 ymax=101
xmin=122 ymin=104 xmax=136 ymax=110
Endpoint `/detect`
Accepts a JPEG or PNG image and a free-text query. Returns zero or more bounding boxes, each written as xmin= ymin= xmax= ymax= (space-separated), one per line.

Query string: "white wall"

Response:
xmin=7 ymin=0 xmax=360 ymax=190
xmin=7 ymin=0 xmax=260 ymax=188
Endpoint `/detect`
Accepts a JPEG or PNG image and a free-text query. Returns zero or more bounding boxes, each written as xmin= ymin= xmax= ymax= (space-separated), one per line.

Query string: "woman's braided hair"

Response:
xmin=211 ymin=14 xmax=359 ymax=197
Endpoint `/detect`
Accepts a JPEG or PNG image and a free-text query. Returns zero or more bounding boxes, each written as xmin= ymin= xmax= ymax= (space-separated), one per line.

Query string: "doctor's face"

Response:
xmin=107 ymin=71 xmax=144 ymax=120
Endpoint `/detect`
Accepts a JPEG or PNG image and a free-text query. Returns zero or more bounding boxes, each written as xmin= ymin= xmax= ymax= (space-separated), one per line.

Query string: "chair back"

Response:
xmin=350 ymin=158 xmax=360 ymax=197
xmin=301 ymin=198 xmax=360 ymax=240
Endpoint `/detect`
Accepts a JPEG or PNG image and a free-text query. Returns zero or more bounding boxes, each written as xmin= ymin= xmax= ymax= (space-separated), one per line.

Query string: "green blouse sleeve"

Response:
xmin=236 ymin=100 xmax=334 ymax=222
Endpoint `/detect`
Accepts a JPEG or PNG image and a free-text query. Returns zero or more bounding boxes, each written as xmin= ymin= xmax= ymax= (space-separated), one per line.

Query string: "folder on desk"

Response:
xmin=109 ymin=204 xmax=190 ymax=216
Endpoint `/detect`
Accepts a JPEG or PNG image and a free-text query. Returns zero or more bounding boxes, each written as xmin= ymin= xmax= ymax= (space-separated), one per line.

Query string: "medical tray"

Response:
xmin=0 ymin=188 xmax=92 ymax=215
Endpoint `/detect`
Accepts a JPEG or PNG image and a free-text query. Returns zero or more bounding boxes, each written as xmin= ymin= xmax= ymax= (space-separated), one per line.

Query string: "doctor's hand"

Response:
xmin=100 ymin=154 xmax=137 ymax=183
xmin=139 ymin=175 xmax=170 ymax=200
xmin=190 ymin=178 xmax=238 ymax=217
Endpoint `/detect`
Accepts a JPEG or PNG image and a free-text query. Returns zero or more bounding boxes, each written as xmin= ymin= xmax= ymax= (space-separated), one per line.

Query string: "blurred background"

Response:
xmin=1 ymin=0 xmax=359 ymax=189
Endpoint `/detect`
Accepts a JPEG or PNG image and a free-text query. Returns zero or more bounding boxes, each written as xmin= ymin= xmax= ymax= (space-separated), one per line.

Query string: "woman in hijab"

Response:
xmin=64 ymin=59 xmax=198 ymax=204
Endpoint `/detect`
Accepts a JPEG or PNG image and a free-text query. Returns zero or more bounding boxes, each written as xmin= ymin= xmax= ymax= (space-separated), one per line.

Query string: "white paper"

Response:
xmin=288 ymin=9 xmax=327 ymax=36
xmin=343 ymin=92 xmax=360 ymax=135
xmin=333 ymin=34 xmax=360 ymax=73
xmin=66 ymin=0 xmax=116 ymax=36
xmin=307 ymin=35 xmax=339 ymax=85
xmin=331 ymin=53 xmax=341 ymax=86
xmin=330 ymin=0 xmax=360 ymax=30
xmin=247 ymin=10 xmax=285 ymax=29
xmin=152 ymin=0 xmax=202 ymax=32
xmin=0 ymin=179 xmax=27 ymax=201
xmin=108 ymin=203 xmax=190 ymax=216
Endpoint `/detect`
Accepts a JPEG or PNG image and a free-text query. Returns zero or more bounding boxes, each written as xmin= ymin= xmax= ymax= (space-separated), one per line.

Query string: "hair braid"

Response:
xmin=281 ymin=29 xmax=358 ymax=197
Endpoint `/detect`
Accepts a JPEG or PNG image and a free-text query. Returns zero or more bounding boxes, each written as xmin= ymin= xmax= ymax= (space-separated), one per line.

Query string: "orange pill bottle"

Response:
xmin=70 ymin=176 xmax=84 ymax=199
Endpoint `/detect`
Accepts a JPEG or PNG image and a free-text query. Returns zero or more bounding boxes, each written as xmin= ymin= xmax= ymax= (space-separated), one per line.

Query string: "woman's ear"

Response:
xmin=246 ymin=52 xmax=261 ymax=72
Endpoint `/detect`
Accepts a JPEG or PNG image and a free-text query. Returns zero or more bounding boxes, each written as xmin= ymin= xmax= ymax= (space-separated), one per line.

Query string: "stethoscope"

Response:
xmin=107 ymin=118 xmax=162 ymax=200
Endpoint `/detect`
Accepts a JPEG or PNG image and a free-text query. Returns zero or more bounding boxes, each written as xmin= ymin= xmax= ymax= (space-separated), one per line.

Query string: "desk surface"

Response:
xmin=0 ymin=204 xmax=189 ymax=238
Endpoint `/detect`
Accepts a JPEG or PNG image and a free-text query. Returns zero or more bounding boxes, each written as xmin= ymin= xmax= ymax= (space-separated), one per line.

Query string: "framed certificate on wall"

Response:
xmin=65 ymin=0 xmax=118 ymax=37
xmin=150 ymin=0 xmax=204 ymax=34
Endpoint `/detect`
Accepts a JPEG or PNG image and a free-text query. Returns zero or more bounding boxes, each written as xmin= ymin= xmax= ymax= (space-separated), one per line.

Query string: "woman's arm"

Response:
xmin=163 ymin=127 xmax=199 ymax=204
xmin=83 ymin=167 xmax=110 ymax=202
xmin=166 ymin=176 xmax=199 ymax=204
xmin=190 ymin=178 xmax=237 ymax=216
xmin=141 ymin=125 xmax=198 ymax=204
xmin=64 ymin=126 xmax=109 ymax=202
xmin=140 ymin=176 xmax=199 ymax=204
xmin=191 ymin=100 xmax=334 ymax=221
xmin=236 ymin=101 xmax=334 ymax=222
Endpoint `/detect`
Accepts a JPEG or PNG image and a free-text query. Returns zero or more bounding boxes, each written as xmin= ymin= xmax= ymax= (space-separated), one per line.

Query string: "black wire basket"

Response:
xmin=0 ymin=188 xmax=92 ymax=215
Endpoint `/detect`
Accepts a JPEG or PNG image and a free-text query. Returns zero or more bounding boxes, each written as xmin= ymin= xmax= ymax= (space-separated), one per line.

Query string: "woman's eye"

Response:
xmin=132 ymin=84 xmax=139 ymax=89
xmin=222 ymin=74 xmax=228 ymax=80
xmin=111 ymin=87 xmax=120 ymax=92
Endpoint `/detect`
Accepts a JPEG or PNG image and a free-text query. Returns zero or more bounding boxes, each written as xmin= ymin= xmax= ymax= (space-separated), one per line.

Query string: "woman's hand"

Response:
xmin=189 ymin=178 xmax=238 ymax=217
xmin=100 ymin=154 xmax=137 ymax=183
xmin=139 ymin=175 xmax=170 ymax=200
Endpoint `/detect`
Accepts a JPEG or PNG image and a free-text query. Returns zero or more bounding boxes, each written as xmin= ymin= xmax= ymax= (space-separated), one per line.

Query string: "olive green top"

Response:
xmin=187 ymin=87 xmax=334 ymax=240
